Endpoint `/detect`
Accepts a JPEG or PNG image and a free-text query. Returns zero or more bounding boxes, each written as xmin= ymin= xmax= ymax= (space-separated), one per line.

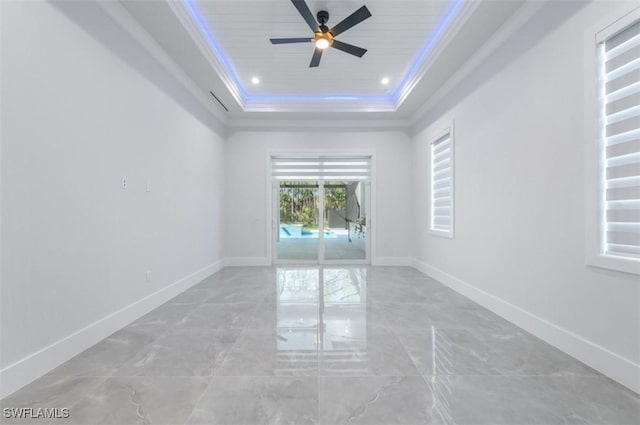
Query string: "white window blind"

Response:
xmin=599 ymin=20 xmax=640 ymax=260
xmin=271 ymin=156 xmax=371 ymax=181
xmin=430 ymin=131 xmax=453 ymax=236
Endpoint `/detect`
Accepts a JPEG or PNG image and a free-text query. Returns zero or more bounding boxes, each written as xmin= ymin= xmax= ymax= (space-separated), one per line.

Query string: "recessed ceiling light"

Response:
xmin=251 ymin=77 xmax=260 ymax=85
xmin=381 ymin=77 xmax=390 ymax=85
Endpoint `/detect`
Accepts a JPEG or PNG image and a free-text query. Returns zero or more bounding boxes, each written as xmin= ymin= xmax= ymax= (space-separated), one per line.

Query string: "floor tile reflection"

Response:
xmin=430 ymin=375 xmax=640 ymax=425
xmin=220 ymin=329 xmax=318 ymax=376
xmin=1 ymin=266 xmax=638 ymax=425
xmin=320 ymin=326 xmax=419 ymax=377
xmin=396 ymin=327 xmax=600 ymax=377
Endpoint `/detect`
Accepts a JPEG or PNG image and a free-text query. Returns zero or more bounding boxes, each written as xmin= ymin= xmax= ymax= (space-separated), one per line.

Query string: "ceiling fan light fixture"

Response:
xmin=315 ymin=37 xmax=331 ymax=49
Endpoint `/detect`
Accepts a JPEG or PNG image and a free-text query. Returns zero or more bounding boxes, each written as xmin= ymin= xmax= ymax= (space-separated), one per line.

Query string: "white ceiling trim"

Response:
xmin=98 ymin=0 xmax=229 ymax=127
xmin=409 ymin=0 xmax=548 ymax=133
xmin=239 ymin=96 xmax=397 ymax=113
xmin=393 ymin=0 xmax=480 ymax=109
xmin=169 ymin=0 xmax=480 ymax=113
xmin=167 ymin=0 xmax=244 ymax=108
xmin=226 ymin=118 xmax=412 ymax=134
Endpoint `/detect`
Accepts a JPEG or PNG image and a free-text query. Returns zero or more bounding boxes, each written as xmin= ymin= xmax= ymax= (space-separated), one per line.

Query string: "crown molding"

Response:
xmin=167 ymin=0 xmax=245 ymax=108
xmin=98 ymin=0 xmax=229 ymax=128
xmin=238 ymin=97 xmax=397 ymax=113
xmin=226 ymin=117 xmax=412 ymax=135
xmin=409 ymin=0 xmax=549 ymax=134
xmin=393 ymin=0 xmax=480 ymax=108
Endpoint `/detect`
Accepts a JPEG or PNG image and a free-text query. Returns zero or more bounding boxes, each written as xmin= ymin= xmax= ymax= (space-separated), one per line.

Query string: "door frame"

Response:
xmin=267 ymin=150 xmax=375 ymax=265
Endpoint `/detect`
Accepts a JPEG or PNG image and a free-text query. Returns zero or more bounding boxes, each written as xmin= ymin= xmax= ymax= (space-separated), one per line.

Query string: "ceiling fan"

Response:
xmin=270 ymin=0 xmax=372 ymax=68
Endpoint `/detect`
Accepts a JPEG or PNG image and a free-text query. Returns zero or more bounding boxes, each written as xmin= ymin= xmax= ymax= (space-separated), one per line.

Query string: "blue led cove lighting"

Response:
xmin=182 ymin=0 xmax=248 ymax=99
xmin=392 ymin=0 xmax=464 ymax=100
xmin=182 ymin=0 xmax=464 ymax=106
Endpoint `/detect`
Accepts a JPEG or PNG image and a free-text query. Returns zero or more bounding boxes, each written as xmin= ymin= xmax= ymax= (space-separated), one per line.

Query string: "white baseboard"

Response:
xmin=0 ymin=259 xmax=225 ymax=399
xmin=411 ymin=259 xmax=640 ymax=395
xmin=372 ymin=256 xmax=413 ymax=266
xmin=223 ymin=257 xmax=270 ymax=267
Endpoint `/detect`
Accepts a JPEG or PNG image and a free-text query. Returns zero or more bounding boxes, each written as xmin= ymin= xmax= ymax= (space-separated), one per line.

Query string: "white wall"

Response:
xmin=412 ymin=1 xmax=640 ymax=393
xmin=224 ymin=130 xmax=412 ymax=265
xmin=0 ymin=1 xmax=225 ymax=397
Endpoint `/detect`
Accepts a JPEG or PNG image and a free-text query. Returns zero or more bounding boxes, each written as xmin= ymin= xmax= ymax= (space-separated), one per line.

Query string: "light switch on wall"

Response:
xmin=121 ymin=177 xmax=127 ymax=190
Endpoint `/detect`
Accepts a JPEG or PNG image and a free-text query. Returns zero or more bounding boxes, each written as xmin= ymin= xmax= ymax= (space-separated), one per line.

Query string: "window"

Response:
xmin=587 ymin=10 xmax=640 ymax=274
xmin=429 ymin=127 xmax=454 ymax=238
xmin=271 ymin=156 xmax=371 ymax=181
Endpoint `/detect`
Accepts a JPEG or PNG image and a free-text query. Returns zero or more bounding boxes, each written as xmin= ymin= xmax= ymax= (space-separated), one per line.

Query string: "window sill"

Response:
xmin=587 ymin=254 xmax=640 ymax=276
xmin=428 ymin=229 xmax=454 ymax=239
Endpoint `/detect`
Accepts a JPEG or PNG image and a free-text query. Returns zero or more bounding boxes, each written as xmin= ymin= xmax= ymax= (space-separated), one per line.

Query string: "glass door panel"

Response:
xmin=323 ymin=181 xmax=367 ymax=261
xmin=276 ymin=181 xmax=320 ymax=261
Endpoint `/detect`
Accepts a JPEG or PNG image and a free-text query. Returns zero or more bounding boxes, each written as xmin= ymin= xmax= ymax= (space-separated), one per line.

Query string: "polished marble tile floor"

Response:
xmin=2 ymin=266 xmax=639 ymax=424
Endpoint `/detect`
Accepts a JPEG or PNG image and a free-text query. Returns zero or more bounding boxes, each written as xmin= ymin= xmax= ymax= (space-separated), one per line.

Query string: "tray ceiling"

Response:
xmin=118 ymin=0 xmax=530 ymax=121
xmin=173 ymin=0 xmax=474 ymax=112
xmin=187 ymin=1 xmax=458 ymax=95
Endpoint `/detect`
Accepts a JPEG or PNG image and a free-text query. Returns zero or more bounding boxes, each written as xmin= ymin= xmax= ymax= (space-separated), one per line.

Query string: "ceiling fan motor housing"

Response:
xmin=317 ymin=10 xmax=329 ymax=26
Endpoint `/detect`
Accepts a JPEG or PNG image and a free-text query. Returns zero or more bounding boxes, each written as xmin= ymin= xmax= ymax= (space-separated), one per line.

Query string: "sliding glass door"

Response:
xmin=272 ymin=156 xmax=371 ymax=264
xmin=275 ymin=181 xmax=320 ymax=261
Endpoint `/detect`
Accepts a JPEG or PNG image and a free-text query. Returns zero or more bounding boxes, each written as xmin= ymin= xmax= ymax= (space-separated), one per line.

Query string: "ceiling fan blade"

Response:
xmin=329 ymin=5 xmax=372 ymax=37
xmin=309 ymin=47 xmax=323 ymax=67
xmin=270 ymin=37 xmax=312 ymax=44
xmin=291 ymin=0 xmax=319 ymax=32
xmin=331 ymin=40 xmax=367 ymax=57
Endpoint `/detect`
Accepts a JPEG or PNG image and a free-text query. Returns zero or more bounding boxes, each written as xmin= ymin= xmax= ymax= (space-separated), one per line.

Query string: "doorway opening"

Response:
xmin=271 ymin=156 xmax=371 ymax=264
